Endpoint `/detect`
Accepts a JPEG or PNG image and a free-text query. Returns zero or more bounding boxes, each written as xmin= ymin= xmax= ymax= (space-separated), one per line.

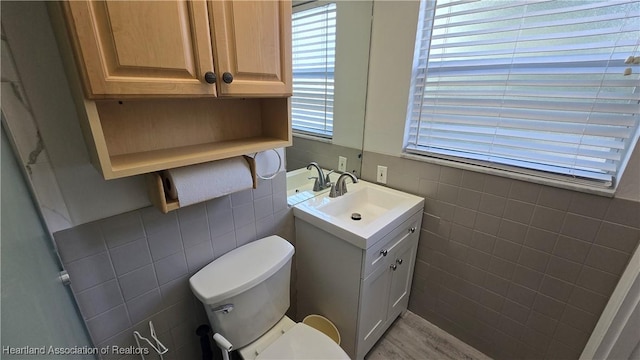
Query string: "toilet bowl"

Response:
xmin=190 ymin=236 xmax=349 ymax=360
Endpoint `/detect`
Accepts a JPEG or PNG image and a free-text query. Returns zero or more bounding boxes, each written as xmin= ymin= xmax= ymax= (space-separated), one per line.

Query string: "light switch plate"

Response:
xmin=338 ymin=156 xmax=347 ymax=172
xmin=377 ymin=165 xmax=387 ymax=184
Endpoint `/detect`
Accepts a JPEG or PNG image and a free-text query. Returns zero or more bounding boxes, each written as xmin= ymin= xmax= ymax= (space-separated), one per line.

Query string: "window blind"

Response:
xmin=406 ymin=0 xmax=640 ymax=187
xmin=292 ymin=3 xmax=336 ymax=138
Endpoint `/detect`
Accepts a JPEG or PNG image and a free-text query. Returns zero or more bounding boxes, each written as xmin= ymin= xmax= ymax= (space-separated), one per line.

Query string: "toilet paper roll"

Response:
xmin=162 ymin=157 xmax=253 ymax=206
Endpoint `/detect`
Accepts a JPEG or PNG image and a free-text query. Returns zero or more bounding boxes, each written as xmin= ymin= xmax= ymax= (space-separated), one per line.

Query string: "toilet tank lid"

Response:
xmin=190 ymin=236 xmax=294 ymax=305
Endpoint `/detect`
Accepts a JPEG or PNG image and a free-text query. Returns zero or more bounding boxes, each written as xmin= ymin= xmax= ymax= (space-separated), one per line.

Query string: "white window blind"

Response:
xmin=292 ymin=3 xmax=336 ymax=138
xmin=406 ymin=0 xmax=640 ymax=187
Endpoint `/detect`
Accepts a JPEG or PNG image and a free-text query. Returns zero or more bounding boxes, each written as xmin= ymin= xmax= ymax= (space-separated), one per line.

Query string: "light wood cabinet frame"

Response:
xmin=49 ymin=1 xmax=292 ymax=181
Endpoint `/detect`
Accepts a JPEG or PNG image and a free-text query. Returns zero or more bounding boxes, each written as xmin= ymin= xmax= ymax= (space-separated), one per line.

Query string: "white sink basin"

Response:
xmin=319 ymin=185 xmax=400 ymax=223
xmin=286 ymin=167 xmax=339 ymax=206
xmin=293 ymin=180 xmax=424 ymax=249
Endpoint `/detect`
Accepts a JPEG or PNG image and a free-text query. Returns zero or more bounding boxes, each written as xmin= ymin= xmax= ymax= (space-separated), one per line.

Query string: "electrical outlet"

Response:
xmin=377 ymin=165 xmax=388 ymax=184
xmin=338 ymin=156 xmax=347 ymax=172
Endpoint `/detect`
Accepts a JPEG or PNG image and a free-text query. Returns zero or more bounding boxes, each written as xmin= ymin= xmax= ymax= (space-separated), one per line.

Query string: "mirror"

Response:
xmin=286 ymin=1 xmax=373 ymax=183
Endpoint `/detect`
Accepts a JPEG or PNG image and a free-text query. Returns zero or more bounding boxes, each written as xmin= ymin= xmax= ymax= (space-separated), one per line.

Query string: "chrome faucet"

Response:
xmin=307 ymin=162 xmax=333 ymax=191
xmin=330 ymin=172 xmax=358 ymax=198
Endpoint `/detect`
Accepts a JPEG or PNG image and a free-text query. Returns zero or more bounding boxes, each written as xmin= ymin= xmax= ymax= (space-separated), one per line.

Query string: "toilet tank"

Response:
xmin=190 ymin=236 xmax=294 ymax=349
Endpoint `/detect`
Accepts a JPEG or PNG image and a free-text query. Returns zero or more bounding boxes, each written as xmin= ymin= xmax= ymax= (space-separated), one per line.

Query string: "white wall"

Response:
xmin=332 ymin=0 xmax=373 ymax=150
xmin=363 ymin=0 xmax=419 ymax=157
xmin=363 ymin=0 xmax=640 ymax=201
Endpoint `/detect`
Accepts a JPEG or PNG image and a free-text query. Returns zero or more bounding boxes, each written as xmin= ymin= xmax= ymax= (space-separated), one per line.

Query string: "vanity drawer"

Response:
xmin=362 ymin=211 xmax=421 ymax=279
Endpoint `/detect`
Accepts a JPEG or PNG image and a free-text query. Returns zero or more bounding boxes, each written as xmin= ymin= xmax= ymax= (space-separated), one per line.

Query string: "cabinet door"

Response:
xmin=357 ymin=262 xmax=391 ymax=357
xmin=64 ymin=1 xmax=216 ymax=97
xmin=208 ymin=1 xmax=292 ymax=97
xmin=387 ymin=238 xmax=418 ymax=320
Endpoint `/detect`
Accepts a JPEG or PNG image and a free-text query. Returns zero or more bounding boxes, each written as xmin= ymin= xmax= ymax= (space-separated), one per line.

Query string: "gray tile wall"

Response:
xmin=54 ymin=172 xmax=295 ymax=360
xmin=286 ymin=136 xmax=362 ymax=176
xmin=362 ymin=151 xmax=640 ymax=360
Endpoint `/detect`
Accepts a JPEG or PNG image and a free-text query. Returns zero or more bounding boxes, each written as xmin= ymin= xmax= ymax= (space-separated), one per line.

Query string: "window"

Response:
xmin=291 ymin=3 xmax=336 ymax=138
xmin=405 ymin=0 xmax=640 ymax=188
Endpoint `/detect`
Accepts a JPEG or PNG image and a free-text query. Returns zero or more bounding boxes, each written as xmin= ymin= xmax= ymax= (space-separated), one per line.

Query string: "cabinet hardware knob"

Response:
xmin=390 ymin=264 xmax=397 ymax=271
xmin=410 ymin=227 xmax=416 ymax=233
xmin=396 ymin=258 xmax=403 ymax=265
xmin=380 ymin=249 xmax=388 ymax=256
xmin=204 ymin=71 xmax=217 ymax=84
xmin=223 ymin=72 xmax=234 ymax=84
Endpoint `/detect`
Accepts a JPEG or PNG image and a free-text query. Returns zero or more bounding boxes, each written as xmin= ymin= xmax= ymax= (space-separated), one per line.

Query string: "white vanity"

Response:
xmin=293 ymin=180 xmax=424 ymax=359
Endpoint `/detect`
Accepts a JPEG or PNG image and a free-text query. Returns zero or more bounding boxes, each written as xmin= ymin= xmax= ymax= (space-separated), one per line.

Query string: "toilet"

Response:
xmin=190 ymin=236 xmax=349 ymax=359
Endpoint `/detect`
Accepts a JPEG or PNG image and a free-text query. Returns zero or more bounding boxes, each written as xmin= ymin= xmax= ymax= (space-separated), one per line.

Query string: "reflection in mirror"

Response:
xmin=286 ymin=166 xmax=340 ymax=206
xmin=286 ymin=0 xmax=373 ymax=196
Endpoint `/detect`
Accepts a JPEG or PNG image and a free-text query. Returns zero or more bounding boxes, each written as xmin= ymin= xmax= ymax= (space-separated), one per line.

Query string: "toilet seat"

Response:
xmin=255 ymin=323 xmax=350 ymax=360
xmin=237 ymin=316 xmax=349 ymax=360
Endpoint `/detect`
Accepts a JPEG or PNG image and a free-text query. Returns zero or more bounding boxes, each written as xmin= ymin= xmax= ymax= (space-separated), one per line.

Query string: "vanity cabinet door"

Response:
xmin=357 ymin=263 xmax=391 ymax=357
xmin=208 ymin=0 xmax=292 ymax=97
xmin=387 ymin=237 xmax=418 ymax=320
xmin=63 ymin=1 xmax=217 ymax=97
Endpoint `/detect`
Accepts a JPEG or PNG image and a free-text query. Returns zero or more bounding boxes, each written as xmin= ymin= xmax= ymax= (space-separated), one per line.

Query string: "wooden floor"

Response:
xmin=366 ymin=311 xmax=492 ymax=360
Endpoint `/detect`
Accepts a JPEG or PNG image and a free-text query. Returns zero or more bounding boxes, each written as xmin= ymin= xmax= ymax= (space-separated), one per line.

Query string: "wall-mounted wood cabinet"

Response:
xmin=62 ymin=0 xmax=291 ymax=98
xmin=52 ymin=0 xmax=292 ymax=179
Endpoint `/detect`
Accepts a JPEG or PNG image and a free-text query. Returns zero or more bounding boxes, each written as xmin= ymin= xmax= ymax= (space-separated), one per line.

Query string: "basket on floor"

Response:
xmin=302 ymin=314 xmax=341 ymax=345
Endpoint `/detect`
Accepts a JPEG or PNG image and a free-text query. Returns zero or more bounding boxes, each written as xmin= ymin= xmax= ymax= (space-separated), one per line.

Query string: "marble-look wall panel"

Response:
xmin=1 ymin=32 xmax=72 ymax=233
xmin=362 ymin=151 xmax=640 ymax=360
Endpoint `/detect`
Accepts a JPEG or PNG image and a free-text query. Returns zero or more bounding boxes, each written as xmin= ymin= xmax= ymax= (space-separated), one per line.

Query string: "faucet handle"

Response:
xmin=333 ymin=172 xmax=358 ymax=197
xmin=308 ymin=176 xmax=322 ymax=192
xmin=324 ymin=170 xmax=335 ymax=184
xmin=329 ymin=182 xmax=339 ymax=198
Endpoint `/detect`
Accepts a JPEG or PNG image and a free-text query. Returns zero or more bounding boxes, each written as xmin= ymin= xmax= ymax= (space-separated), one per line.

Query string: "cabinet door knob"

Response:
xmin=204 ymin=71 xmax=217 ymax=84
xmin=396 ymin=258 xmax=403 ymax=265
xmin=223 ymin=72 xmax=234 ymax=84
xmin=380 ymin=249 xmax=388 ymax=257
xmin=409 ymin=227 xmax=416 ymax=233
xmin=390 ymin=264 xmax=397 ymax=271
